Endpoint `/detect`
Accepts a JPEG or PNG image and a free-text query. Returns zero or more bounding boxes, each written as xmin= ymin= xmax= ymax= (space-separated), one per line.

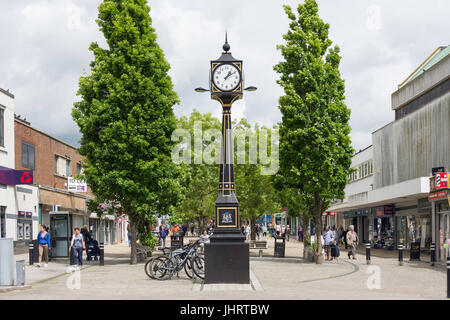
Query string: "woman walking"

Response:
xmin=36 ymin=225 xmax=51 ymax=267
xmin=69 ymin=227 xmax=85 ymax=267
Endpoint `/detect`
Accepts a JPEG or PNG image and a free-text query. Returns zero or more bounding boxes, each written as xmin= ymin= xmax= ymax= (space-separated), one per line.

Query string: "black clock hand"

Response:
xmin=225 ymin=71 xmax=237 ymax=81
xmin=224 ymin=71 xmax=232 ymax=80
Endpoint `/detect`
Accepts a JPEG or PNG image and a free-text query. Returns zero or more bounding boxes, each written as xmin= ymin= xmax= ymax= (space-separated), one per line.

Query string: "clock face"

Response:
xmin=212 ymin=64 xmax=241 ymax=91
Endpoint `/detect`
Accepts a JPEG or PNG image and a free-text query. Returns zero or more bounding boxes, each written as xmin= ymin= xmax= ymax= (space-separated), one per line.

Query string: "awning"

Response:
xmin=0 ymin=166 xmax=33 ymax=185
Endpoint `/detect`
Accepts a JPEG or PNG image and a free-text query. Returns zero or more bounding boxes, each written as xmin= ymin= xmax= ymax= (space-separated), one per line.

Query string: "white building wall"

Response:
xmin=0 ymin=89 xmax=16 ymax=240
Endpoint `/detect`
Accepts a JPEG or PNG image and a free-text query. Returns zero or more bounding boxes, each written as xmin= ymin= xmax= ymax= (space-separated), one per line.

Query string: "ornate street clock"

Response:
xmin=197 ymin=34 xmax=256 ymax=284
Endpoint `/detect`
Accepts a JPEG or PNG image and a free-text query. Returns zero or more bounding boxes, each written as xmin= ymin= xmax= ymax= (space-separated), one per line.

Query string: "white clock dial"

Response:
xmin=212 ymin=64 xmax=241 ymax=91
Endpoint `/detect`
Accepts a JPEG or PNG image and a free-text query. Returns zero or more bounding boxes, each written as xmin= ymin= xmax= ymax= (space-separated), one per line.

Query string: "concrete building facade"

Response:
xmin=330 ymin=45 xmax=450 ymax=261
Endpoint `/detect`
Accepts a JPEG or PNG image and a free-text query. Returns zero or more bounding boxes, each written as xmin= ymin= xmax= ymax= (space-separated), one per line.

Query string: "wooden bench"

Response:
xmin=247 ymin=240 xmax=268 ymax=257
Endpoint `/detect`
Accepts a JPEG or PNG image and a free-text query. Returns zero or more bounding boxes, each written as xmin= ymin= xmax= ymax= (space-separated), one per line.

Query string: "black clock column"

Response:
xmin=203 ymin=36 xmax=250 ymax=284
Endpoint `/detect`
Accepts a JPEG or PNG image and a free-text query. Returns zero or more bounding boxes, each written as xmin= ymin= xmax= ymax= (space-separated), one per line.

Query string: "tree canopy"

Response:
xmin=72 ymin=0 xmax=186 ymax=263
xmin=274 ymin=0 xmax=354 ymax=263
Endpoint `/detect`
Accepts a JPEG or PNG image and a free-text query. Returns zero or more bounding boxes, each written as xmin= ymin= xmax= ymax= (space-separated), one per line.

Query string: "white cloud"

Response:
xmin=0 ymin=0 xmax=448 ymax=150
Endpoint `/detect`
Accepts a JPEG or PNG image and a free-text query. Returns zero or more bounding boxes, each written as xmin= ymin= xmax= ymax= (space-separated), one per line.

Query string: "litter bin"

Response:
xmin=170 ymin=234 xmax=184 ymax=251
xmin=410 ymin=241 xmax=421 ymax=261
xmin=0 ymin=238 xmax=14 ymax=286
xmin=274 ymin=235 xmax=286 ymax=258
xmin=16 ymin=260 xmax=25 ymax=286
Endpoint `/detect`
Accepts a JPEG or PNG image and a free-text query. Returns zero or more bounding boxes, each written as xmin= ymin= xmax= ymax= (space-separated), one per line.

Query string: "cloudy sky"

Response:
xmin=0 ymin=0 xmax=449 ymax=151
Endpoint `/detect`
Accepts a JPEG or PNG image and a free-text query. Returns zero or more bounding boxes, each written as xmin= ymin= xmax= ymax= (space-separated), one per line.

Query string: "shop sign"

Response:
xmin=18 ymin=211 xmax=25 ymax=217
xmin=429 ymin=173 xmax=449 ymax=192
xmin=428 ymin=189 xmax=448 ymax=201
xmin=0 ymin=166 xmax=33 ymax=185
xmin=25 ymin=212 xmax=32 ymax=218
xmin=68 ymin=177 xmax=87 ymax=192
xmin=375 ymin=205 xmax=394 ymax=217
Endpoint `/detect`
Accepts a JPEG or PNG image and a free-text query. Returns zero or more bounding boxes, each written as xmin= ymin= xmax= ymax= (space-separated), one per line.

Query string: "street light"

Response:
xmin=194 ymin=87 xmax=209 ymax=93
xmin=244 ymin=86 xmax=257 ymax=92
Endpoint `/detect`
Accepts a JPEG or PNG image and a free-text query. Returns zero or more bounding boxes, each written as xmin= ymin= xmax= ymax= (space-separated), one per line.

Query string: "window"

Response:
xmin=54 ymin=155 xmax=71 ymax=177
xmin=0 ymin=108 xmax=4 ymax=147
xmin=1 ymin=206 xmax=6 ymax=238
xmin=76 ymin=162 xmax=83 ymax=175
xmin=21 ymin=142 xmax=35 ymax=169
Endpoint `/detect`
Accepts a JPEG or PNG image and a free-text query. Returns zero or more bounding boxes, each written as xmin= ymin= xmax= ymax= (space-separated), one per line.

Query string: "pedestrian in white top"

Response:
xmin=245 ymin=224 xmax=251 ymax=240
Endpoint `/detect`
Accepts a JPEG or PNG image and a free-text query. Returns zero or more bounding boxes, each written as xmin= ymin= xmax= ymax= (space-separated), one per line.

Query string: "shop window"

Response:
xmin=21 ymin=142 xmax=35 ymax=169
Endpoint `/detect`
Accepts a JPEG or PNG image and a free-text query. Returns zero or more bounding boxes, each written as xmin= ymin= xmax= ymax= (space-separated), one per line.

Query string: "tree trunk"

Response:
xmin=250 ymin=218 xmax=257 ymax=241
xmin=313 ymin=193 xmax=323 ymax=264
xmin=129 ymin=216 xmax=137 ymax=265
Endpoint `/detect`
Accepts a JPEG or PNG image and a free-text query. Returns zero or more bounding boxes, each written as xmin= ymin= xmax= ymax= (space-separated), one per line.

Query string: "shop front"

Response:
xmin=372 ymin=205 xmax=395 ymax=249
xmin=396 ymin=205 xmax=432 ymax=250
xmin=428 ymin=173 xmax=450 ymax=263
xmin=343 ymin=205 xmax=395 ymax=248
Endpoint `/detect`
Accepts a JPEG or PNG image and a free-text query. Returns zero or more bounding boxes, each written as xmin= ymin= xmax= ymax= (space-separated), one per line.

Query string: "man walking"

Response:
xmin=346 ymin=225 xmax=358 ymax=260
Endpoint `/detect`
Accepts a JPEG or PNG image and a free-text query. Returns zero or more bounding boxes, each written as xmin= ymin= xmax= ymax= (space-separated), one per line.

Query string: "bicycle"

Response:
xmin=147 ymin=240 xmax=205 ymax=280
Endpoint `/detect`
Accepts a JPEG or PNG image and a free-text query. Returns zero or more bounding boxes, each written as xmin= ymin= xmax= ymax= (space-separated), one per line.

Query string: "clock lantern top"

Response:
xmin=210 ymin=34 xmax=243 ymax=107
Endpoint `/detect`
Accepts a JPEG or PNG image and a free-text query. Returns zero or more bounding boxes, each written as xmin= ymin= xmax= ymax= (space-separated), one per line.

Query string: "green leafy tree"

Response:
xmin=72 ymin=0 xmax=185 ymax=264
xmin=174 ymin=110 xmax=221 ymax=231
xmin=234 ymin=120 xmax=279 ymax=240
xmin=274 ymin=0 xmax=354 ymax=263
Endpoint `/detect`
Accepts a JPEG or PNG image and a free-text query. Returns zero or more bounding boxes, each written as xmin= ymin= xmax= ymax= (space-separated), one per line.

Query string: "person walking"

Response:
xmin=245 ymin=224 xmax=251 ymax=240
xmin=323 ymin=225 xmax=335 ymax=261
xmin=159 ymin=225 xmax=169 ymax=247
xmin=346 ymin=225 xmax=358 ymax=260
xmin=276 ymin=224 xmax=281 ymax=236
xmin=36 ymin=225 xmax=51 ymax=267
xmin=127 ymin=223 xmax=132 ymax=247
xmin=69 ymin=227 xmax=85 ymax=267
xmin=262 ymin=224 xmax=267 ymax=238
xmin=298 ymin=225 xmax=304 ymax=242
xmin=171 ymin=223 xmax=180 ymax=240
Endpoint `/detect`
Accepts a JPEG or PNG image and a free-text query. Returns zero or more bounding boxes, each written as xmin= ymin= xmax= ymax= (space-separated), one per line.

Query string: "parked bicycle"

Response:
xmin=145 ymin=240 xmax=205 ymax=281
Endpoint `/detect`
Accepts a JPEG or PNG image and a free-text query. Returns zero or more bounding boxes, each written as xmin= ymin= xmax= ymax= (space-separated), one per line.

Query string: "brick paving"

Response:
xmin=1 ymin=237 xmax=447 ymax=300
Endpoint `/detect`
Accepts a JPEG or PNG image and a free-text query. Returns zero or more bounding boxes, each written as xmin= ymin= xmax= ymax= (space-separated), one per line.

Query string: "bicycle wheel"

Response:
xmin=184 ymin=257 xmax=194 ymax=279
xmin=144 ymin=257 xmax=156 ymax=279
xmin=150 ymin=256 xmax=175 ymax=280
xmin=191 ymin=254 xmax=205 ymax=280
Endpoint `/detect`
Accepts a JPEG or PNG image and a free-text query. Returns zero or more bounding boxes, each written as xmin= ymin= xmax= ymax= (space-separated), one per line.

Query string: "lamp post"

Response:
xmin=195 ymin=34 xmax=256 ymax=284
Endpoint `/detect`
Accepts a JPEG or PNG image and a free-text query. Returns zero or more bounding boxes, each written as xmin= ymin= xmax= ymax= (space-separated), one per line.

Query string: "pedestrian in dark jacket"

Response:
xmin=159 ymin=225 xmax=169 ymax=247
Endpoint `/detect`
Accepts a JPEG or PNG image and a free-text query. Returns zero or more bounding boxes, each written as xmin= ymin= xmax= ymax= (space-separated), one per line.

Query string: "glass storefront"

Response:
xmin=397 ymin=214 xmax=432 ymax=249
xmin=373 ymin=216 xmax=395 ymax=249
xmin=437 ymin=202 xmax=450 ymax=262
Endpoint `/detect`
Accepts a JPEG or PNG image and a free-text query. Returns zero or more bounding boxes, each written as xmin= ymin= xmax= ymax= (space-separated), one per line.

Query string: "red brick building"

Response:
xmin=14 ymin=117 xmax=120 ymax=256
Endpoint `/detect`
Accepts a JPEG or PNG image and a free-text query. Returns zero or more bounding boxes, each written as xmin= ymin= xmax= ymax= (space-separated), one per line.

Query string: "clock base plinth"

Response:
xmin=204 ymin=233 xmax=249 ymax=284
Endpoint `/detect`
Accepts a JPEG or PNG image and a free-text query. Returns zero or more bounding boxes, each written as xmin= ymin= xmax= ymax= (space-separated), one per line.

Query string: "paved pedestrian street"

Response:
xmin=1 ymin=239 xmax=447 ymax=300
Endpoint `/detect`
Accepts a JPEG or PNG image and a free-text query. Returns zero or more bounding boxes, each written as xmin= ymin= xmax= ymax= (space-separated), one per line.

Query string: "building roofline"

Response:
xmin=0 ymin=87 xmax=15 ymax=99
xmin=372 ymin=120 xmax=394 ymax=135
xmin=14 ymin=118 xmax=79 ymax=150
xmin=354 ymin=144 xmax=372 ymax=156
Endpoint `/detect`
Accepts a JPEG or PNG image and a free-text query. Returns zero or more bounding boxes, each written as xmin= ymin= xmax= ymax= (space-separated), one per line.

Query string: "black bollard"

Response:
xmin=447 ymin=256 xmax=450 ymax=299
xmin=366 ymin=242 xmax=371 ymax=265
xmin=398 ymin=244 xmax=403 ymax=266
xmin=29 ymin=242 xmax=34 ymax=265
xmin=99 ymin=242 xmax=104 ymax=266
xmin=430 ymin=243 xmax=435 ymax=267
